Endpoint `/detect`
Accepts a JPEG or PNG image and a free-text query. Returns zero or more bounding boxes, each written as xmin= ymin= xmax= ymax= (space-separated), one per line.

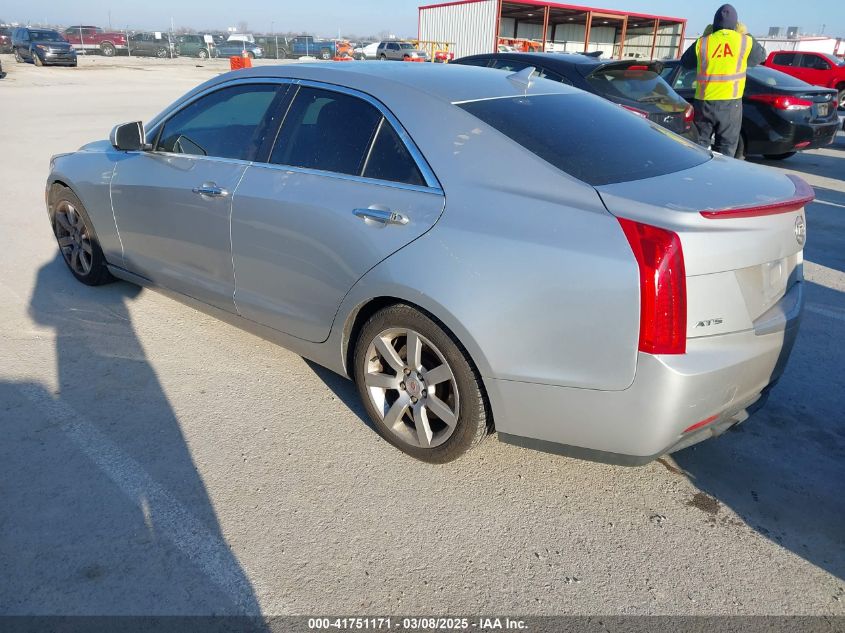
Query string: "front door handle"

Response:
xmin=192 ymin=183 xmax=229 ymax=198
xmin=353 ymin=207 xmax=409 ymax=225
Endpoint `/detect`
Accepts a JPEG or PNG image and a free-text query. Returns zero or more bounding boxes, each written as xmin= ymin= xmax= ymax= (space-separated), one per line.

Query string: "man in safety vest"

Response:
xmin=681 ymin=4 xmax=765 ymax=157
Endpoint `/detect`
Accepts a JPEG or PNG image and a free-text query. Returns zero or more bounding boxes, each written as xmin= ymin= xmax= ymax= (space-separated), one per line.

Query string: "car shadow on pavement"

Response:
xmin=674 ymin=279 xmax=845 ymax=581
xmin=304 ymin=359 xmax=375 ymax=432
xmin=0 ymin=256 xmax=266 ymax=622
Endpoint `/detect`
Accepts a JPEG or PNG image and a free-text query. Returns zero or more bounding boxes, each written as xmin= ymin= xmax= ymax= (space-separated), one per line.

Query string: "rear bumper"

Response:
xmin=746 ymin=119 xmax=840 ymax=155
xmin=490 ymin=282 xmax=803 ymax=465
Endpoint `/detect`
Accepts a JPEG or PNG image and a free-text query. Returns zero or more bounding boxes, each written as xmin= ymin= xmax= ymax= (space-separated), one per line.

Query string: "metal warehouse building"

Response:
xmin=419 ymin=0 xmax=687 ymax=60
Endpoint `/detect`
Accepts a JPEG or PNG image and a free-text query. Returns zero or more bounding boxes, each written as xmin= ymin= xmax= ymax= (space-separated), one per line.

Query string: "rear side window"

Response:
xmin=157 ymin=84 xmax=283 ymax=161
xmin=747 ymin=66 xmax=812 ymax=88
xmin=772 ymin=53 xmax=796 ymax=66
xmin=586 ymin=67 xmax=684 ymax=107
xmin=363 ymin=121 xmax=425 ymax=186
xmin=271 ymin=87 xmax=381 ymax=175
xmin=488 ymin=59 xmax=571 ymax=84
xmin=459 ymin=93 xmax=710 ymax=186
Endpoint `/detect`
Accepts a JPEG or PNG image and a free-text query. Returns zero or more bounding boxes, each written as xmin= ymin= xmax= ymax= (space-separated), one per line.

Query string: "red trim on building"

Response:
xmin=418 ymin=0 xmax=685 ymax=24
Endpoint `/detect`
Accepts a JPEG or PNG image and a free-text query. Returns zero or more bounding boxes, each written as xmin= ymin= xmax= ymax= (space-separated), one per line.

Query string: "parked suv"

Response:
xmin=377 ymin=41 xmax=429 ymax=61
xmin=215 ymin=39 xmax=264 ymax=59
xmin=127 ymin=32 xmax=179 ymax=58
xmin=176 ymin=34 xmax=215 ymax=59
xmin=63 ymin=25 xmax=127 ymax=57
xmin=764 ymin=51 xmax=845 ymax=110
xmin=12 ymin=28 xmax=77 ymax=67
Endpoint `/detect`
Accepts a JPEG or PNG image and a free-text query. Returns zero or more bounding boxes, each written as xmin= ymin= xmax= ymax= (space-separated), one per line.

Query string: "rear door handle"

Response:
xmin=353 ymin=208 xmax=409 ymax=225
xmin=192 ymin=183 xmax=229 ymax=198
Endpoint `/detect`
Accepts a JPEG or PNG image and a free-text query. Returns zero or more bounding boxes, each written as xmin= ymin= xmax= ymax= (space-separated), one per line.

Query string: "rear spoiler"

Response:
xmin=700 ymin=175 xmax=814 ymax=219
xmin=578 ymin=59 xmax=665 ymax=77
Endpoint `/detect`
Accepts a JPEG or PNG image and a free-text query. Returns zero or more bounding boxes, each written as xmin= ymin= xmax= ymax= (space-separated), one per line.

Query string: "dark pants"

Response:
xmin=693 ymin=98 xmax=743 ymax=158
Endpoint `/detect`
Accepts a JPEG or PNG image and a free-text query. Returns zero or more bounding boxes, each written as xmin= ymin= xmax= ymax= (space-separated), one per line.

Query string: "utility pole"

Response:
xmin=108 ymin=10 xmax=111 ymax=29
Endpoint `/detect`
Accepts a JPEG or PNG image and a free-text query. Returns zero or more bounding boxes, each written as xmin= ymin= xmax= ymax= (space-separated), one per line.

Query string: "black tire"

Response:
xmin=837 ymin=88 xmax=845 ymax=111
xmin=379 ymin=54 xmax=387 ymax=61
xmin=155 ymin=47 xmax=168 ymax=58
xmin=49 ymin=185 xmax=115 ymax=286
xmin=320 ymin=48 xmax=331 ymax=60
xmin=763 ymin=152 xmax=797 ymax=160
xmin=198 ymin=48 xmax=208 ymax=59
xmin=353 ymin=304 xmax=490 ymax=463
xmin=247 ymin=51 xmax=255 ymax=59
xmin=100 ymin=42 xmax=116 ymax=57
xmin=33 ymin=51 xmax=43 ymax=67
xmin=14 ymin=49 xmax=23 ymax=63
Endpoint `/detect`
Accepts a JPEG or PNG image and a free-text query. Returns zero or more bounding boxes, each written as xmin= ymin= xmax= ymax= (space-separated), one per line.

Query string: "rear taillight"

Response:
xmin=683 ymin=104 xmax=694 ymax=123
xmin=618 ymin=218 xmax=687 ymax=355
xmin=748 ymin=94 xmax=813 ymax=110
xmin=621 ymin=104 xmax=649 ymax=118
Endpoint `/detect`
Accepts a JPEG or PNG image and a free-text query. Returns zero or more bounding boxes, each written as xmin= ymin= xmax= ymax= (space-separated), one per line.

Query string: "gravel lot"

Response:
xmin=0 ymin=54 xmax=843 ymax=617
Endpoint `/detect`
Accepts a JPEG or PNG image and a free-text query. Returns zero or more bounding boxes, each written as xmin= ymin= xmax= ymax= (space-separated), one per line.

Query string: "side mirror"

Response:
xmin=110 ymin=121 xmax=147 ymax=151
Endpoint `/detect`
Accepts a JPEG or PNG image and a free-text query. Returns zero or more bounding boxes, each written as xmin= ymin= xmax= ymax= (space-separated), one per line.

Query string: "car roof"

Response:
xmin=464 ymin=52 xmax=618 ymax=67
xmin=210 ymin=61 xmax=577 ymax=104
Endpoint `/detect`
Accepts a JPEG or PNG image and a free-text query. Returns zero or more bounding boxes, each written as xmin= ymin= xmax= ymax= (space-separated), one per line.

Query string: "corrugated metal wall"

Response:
xmin=419 ymin=0 xmax=498 ymax=58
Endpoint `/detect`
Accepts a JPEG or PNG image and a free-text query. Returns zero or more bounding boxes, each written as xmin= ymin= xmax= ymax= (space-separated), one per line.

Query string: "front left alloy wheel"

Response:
xmin=354 ymin=304 xmax=490 ymax=463
xmin=50 ymin=186 xmax=115 ymax=286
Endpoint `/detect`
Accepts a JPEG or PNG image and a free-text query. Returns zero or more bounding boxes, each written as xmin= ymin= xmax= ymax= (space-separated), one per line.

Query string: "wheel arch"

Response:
xmin=340 ymin=294 xmax=495 ymax=429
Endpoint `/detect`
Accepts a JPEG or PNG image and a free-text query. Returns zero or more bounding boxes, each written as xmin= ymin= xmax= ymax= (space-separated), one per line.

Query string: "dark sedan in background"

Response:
xmin=661 ymin=61 xmax=840 ymax=160
xmin=453 ymin=52 xmax=694 ymax=137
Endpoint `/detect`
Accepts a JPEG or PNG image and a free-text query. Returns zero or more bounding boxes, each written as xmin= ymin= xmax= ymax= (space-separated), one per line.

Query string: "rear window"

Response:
xmin=458 ymin=93 xmax=710 ymax=186
xmin=748 ymin=66 xmax=810 ymax=88
xmin=586 ymin=67 xmax=685 ymax=108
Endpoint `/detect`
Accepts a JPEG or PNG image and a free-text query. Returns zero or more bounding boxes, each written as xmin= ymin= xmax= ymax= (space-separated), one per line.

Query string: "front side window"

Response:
xmin=157 ymin=84 xmax=283 ymax=161
xmin=800 ymin=54 xmax=830 ymax=70
xmin=270 ymin=86 xmax=426 ymax=186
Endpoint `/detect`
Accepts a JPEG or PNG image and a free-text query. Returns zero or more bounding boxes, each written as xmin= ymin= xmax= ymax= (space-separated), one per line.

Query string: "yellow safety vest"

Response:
xmin=695 ymin=29 xmax=753 ymax=100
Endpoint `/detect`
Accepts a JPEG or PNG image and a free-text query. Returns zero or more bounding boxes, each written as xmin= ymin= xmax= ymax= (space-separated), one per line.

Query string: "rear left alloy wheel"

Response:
xmin=50 ymin=186 xmax=115 ymax=286
xmin=353 ymin=304 xmax=490 ymax=463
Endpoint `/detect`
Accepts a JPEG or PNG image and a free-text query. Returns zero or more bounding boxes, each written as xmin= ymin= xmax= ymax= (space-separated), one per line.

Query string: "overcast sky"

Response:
xmin=1 ymin=0 xmax=842 ymax=38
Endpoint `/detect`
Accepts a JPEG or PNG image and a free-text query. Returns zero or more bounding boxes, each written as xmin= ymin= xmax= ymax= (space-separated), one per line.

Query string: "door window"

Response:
xmin=799 ymin=54 xmax=830 ymax=70
xmin=157 ymin=84 xmax=283 ymax=161
xmin=772 ymin=53 xmax=796 ymax=66
xmin=270 ymin=87 xmax=381 ymax=175
xmin=270 ymin=86 xmax=428 ymax=186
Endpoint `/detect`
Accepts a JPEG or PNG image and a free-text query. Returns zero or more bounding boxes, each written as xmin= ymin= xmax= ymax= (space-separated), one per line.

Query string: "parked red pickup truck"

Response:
xmin=62 ymin=25 xmax=127 ymax=57
xmin=764 ymin=50 xmax=845 ymax=109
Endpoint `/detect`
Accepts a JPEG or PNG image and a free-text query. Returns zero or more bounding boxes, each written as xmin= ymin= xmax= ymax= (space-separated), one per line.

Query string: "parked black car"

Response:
xmin=452 ymin=52 xmax=694 ymax=137
xmin=127 ymin=32 xmax=179 ymax=58
xmin=0 ymin=27 xmax=13 ymax=53
xmin=12 ymin=27 xmax=77 ymax=67
xmin=661 ymin=60 xmax=840 ymax=159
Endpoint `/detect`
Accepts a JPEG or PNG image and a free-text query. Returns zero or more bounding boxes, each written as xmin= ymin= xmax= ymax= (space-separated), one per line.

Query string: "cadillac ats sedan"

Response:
xmin=46 ymin=63 xmax=810 ymax=464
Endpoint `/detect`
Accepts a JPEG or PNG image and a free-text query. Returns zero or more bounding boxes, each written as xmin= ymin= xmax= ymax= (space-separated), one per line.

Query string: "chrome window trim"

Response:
xmin=145 ymin=75 xmax=442 ymax=192
xmin=248 ymin=162 xmax=442 ymax=196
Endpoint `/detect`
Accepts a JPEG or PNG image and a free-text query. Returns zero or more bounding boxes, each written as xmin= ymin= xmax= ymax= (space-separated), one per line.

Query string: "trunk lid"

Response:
xmin=596 ymin=155 xmax=810 ymax=339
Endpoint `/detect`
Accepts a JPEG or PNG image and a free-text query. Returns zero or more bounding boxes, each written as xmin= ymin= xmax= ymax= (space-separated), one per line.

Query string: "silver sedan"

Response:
xmin=46 ymin=63 xmax=810 ymax=464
